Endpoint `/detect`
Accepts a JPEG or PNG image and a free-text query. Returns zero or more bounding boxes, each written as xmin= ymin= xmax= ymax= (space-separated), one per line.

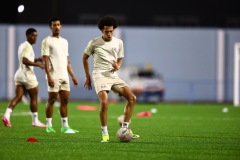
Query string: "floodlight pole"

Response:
xmin=7 ymin=25 xmax=16 ymax=100
xmin=234 ymin=42 xmax=240 ymax=106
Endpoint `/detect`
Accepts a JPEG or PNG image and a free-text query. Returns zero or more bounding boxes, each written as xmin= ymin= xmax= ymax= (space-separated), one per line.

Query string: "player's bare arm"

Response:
xmin=43 ymin=55 xmax=54 ymax=87
xmin=67 ymin=56 xmax=79 ymax=86
xmin=22 ymin=57 xmax=44 ymax=69
xmin=34 ymin=56 xmax=43 ymax=63
xmin=82 ymin=53 xmax=92 ymax=90
xmin=111 ymin=58 xmax=122 ymax=72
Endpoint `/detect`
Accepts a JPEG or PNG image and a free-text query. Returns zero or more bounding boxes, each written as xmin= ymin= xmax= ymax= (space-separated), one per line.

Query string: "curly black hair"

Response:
xmin=48 ymin=17 xmax=62 ymax=26
xmin=98 ymin=15 xmax=118 ymax=30
xmin=26 ymin=28 xmax=37 ymax=36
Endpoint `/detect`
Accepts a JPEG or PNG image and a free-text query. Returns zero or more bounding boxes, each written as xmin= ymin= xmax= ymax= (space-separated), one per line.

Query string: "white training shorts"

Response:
xmin=93 ymin=77 xmax=128 ymax=94
xmin=14 ymin=70 xmax=38 ymax=89
xmin=15 ymin=80 xmax=38 ymax=90
xmin=47 ymin=78 xmax=70 ymax=92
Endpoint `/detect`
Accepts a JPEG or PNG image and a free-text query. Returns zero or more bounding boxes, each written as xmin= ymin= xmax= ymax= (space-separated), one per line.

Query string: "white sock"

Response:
xmin=122 ymin=122 xmax=129 ymax=128
xmin=32 ymin=112 xmax=38 ymax=124
xmin=101 ymin=126 xmax=108 ymax=135
xmin=4 ymin=108 xmax=12 ymax=120
xmin=61 ymin=117 xmax=69 ymax=128
xmin=46 ymin=118 xmax=52 ymax=127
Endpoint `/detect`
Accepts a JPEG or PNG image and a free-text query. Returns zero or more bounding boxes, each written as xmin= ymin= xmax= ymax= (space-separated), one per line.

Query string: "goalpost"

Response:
xmin=234 ymin=42 xmax=240 ymax=106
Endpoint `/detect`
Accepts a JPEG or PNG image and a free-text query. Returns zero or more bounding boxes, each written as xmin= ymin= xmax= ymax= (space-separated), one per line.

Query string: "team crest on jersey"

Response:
xmin=112 ymin=47 xmax=117 ymax=53
xmin=101 ymin=85 xmax=107 ymax=88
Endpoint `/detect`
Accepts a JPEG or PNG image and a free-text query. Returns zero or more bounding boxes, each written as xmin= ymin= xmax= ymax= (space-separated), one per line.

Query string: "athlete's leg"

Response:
xmin=116 ymin=86 xmax=139 ymax=139
xmin=97 ymin=90 xmax=110 ymax=141
xmin=46 ymin=92 xmax=58 ymax=118
xmin=27 ymin=86 xmax=46 ymax=127
xmin=8 ymin=85 xmax=25 ymax=110
xmin=2 ymin=85 xmax=25 ymax=127
xmin=114 ymin=86 xmax=136 ymax=124
xmin=58 ymin=90 xmax=78 ymax=133
xmin=27 ymin=86 xmax=38 ymax=113
xmin=97 ymin=91 xmax=109 ymax=127
xmin=58 ymin=90 xmax=70 ymax=118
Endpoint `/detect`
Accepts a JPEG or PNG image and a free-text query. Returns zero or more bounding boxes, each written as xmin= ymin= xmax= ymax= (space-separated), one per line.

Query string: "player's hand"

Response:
xmin=38 ymin=63 xmax=45 ymax=69
xmin=47 ymin=77 xmax=55 ymax=88
xmin=38 ymin=57 xmax=43 ymax=62
xmin=111 ymin=61 xmax=120 ymax=73
xmin=72 ymin=76 xmax=79 ymax=86
xmin=84 ymin=76 xmax=92 ymax=90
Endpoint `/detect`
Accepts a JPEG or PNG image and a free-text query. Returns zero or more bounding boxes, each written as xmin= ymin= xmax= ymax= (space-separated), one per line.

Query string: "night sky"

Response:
xmin=1 ymin=0 xmax=240 ymax=27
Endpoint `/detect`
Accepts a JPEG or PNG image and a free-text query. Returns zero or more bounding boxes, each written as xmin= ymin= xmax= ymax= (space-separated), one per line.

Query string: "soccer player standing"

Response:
xmin=2 ymin=28 xmax=46 ymax=127
xmin=42 ymin=17 xmax=79 ymax=133
xmin=82 ymin=15 xmax=140 ymax=142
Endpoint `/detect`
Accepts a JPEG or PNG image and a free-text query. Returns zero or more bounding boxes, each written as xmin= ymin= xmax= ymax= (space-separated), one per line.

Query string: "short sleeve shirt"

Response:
xmin=14 ymin=41 xmax=36 ymax=82
xmin=84 ymin=36 xmax=124 ymax=78
xmin=41 ymin=36 xmax=69 ymax=79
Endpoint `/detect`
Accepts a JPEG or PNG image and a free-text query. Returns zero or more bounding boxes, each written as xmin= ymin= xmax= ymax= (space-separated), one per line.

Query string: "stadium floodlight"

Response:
xmin=234 ymin=42 xmax=240 ymax=107
xmin=18 ymin=5 xmax=24 ymax=13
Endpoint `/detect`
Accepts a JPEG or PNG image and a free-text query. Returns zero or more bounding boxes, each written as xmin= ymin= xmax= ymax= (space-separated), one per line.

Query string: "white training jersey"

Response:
xmin=84 ymin=36 xmax=124 ymax=78
xmin=14 ymin=41 xmax=36 ymax=82
xmin=41 ymin=36 xmax=69 ymax=79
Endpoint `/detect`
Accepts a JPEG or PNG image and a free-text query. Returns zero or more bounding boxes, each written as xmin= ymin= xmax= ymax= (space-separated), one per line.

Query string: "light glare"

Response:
xmin=18 ymin=5 xmax=24 ymax=13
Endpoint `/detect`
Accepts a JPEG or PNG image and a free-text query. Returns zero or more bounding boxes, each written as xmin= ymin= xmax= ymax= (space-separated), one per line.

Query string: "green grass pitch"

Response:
xmin=0 ymin=101 xmax=240 ymax=160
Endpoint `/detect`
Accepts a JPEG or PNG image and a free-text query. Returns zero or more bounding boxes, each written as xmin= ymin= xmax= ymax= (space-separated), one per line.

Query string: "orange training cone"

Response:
xmin=26 ymin=137 xmax=38 ymax=142
xmin=136 ymin=111 xmax=152 ymax=117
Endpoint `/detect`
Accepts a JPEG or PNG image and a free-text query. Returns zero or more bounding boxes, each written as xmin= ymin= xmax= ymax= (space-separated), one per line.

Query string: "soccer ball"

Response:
xmin=116 ymin=127 xmax=133 ymax=142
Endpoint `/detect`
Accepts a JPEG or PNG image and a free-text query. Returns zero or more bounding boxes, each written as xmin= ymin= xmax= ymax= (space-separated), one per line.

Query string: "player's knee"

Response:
xmin=100 ymin=105 xmax=108 ymax=112
xmin=100 ymin=99 xmax=108 ymax=107
xmin=60 ymin=98 xmax=68 ymax=105
xmin=128 ymin=94 xmax=136 ymax=104
xmin=29 ymin=94 xmax=38 ymax=100
xmin=48 ymin=97 xmax=57 ymax=105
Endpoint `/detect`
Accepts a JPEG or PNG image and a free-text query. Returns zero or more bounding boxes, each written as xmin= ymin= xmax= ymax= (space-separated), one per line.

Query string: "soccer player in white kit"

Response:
xmin=42 ymin=17 xmax=79 ymax=133
xmin=82 ymin=15 xmax=140 ymax=142
xmin=2 ymin=28 xmax=46 ymax=128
